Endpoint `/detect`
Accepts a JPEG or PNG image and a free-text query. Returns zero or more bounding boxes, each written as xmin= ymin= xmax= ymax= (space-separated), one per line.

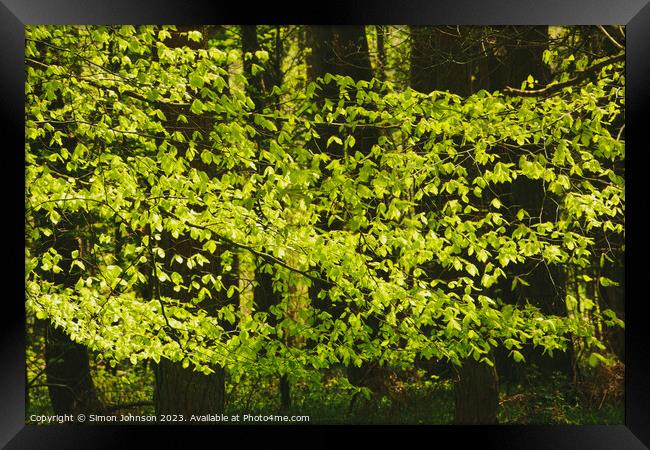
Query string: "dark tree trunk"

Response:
xmin=305 ymin=26 xmax=386 ymax=396
xmin=152 ymin=26 xmax=232 ymax=415
xmin=485 ymin=26 xmax=551 ymax=91
xmin=305 ymin=26 xmax=378 ymax=162
xmin=252 ymin=261 xmax=292 ymax=410
xmin=580 ymin=26 xmax=625 ymax=364
xmin=306 ymin=26 xmax=373 ymax=84
xmin=154 ymin=360 xmax=225 ymax=415
xmin=598 ymin=247 xmax=625 ymax=361
xmin=37 ymin=212 xmax=102 ymax=415
xmin=304 ymin=24 xmax=375 ymax=292
xmin=152 ymin=232 xmax=232 ymax=415
xmin=279 ymin=375 xmax=291 ymax=410
xmin=454 ymin=358 xmax=499 ymax=424
xmin=409 ymin=26 xmax=501 ymax=424
xmin=499 ymin=177 xmax=574 ymax=381
xmin=241 ymin=25 xmax=280 ymax=107
xmin=484 ymin=27 xmax=575 ymax=386
xmin=45 ymin=325 xmax=102 ymax=414
xmin=376 ymin=26 xmax=386 ymax=81
xmin=410 ymin=26 xmax=477 ymax=95
xmin=242 ymin=25 xmax=291 ymax=410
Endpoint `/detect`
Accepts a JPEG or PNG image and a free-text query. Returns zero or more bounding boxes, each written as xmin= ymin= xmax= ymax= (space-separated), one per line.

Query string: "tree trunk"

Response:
xmin=306 ymin=26 xmax=373 ymax=84
xmin=376 ymin=26 xmax=386 ymax=81
xmin=242 ymin=25 xmax=292 ymax=410
xmin=410 ymin=26 xmax=477 ymax=95
xmin=45 ymin=325 xmax=102 ymax=415
xmin=152 ymin=26 xmax=232 ymax=415
xmin=409 ymin=26 xmax=501 ymax=424
xmin=279 ymin=375 xmax=291 ymax=411
xmin=454 ymin=358 xmax=499 ymax=424
xmin=37 ymin=212 xmax=102 ymax=415
xmin=154 ymin=360 xmax=225 ymax=415
xmin=501 ymin=177 xmax=574 ymax=381
xmin=304 ymin=26 xmax=386 ymax=397
xmin=598 ymin=248 xmax=625 ymax=361
xmin=152 ymin=231 xmax=231 ymax=415
xmin=580 ymin=26 xmax=625 ymax=364
xmin=485 ymin=27 xmax=575 ymax=385
xmin=305 ymin=25 xmax=378 ymax=162
xmin=485 ymin=26 xmax=550 ymax=92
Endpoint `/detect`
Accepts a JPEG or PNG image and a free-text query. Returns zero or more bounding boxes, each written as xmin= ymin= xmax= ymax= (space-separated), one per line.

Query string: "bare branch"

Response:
xmin=597 ymin=25 xmax=624 ymax=51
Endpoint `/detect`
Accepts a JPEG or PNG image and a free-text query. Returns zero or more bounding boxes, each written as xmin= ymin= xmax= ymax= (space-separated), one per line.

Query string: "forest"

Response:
xmin=25 ymin=25 xmax=625 ymax=425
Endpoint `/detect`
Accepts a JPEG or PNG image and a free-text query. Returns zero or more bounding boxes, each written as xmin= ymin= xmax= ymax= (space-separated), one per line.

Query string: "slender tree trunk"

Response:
xmin=598 ymin=247 xmax=625 ymax=361
xmin=376 ymin=26 xmax=386 ymax=81
xmin=242 ymin=25 xmax=292 ymax=410
xmin=581 ymin=26 xmax=625 ymax=364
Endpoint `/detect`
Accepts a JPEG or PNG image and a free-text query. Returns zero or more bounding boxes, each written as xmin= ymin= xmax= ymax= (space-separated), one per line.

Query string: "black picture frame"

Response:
xmin=3 ymin=1 xmax=648 ymax=448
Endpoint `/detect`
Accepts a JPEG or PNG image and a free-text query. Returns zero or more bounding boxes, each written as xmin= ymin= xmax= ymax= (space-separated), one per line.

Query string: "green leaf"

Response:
xmin=187 ymin=30 xmax=203 ymax=42
xmin=190 ymin=99 xmax=205 ymax=114
xmin=511 ymin=350 xmax=525 ymax=363
xmin=49 ymin=210 xmax=60 ymax=224
xmin=588 ymin=352 xmax=609 ymax=367
xmin=171 ymin=272 xmax=183 ymax=285
xmin=189 ymin=72 xmax=204 ymax=89
xmin=327 ymin=135 xmax=343 ymax=148
xmin=201 ymin=150 xmax=212 ymax=164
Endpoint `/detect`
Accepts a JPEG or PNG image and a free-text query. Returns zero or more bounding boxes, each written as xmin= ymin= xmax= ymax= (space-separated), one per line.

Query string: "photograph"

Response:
xmin=2 ymin=0 xmax=648 ymax=447
xmin=24 ymin=24 xmax=625 ymax=425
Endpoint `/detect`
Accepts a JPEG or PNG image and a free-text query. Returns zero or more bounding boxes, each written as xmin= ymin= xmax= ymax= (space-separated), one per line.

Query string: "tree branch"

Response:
xmin=503 ymin=52 xmax=624 ymax=98
xmin=159 ymin=209 xmax=326 ymax=285
xmin=597 ymin=25 xmax=624 ymax=51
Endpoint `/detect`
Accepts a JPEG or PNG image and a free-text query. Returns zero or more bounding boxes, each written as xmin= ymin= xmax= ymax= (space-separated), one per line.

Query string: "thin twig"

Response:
xmin=597 ymin=26 xmax=624 ymax=51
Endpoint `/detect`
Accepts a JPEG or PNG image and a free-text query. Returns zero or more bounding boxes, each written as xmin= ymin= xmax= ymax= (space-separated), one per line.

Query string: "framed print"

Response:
xmin=3 ymin=0 xmax=649 ymax=448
